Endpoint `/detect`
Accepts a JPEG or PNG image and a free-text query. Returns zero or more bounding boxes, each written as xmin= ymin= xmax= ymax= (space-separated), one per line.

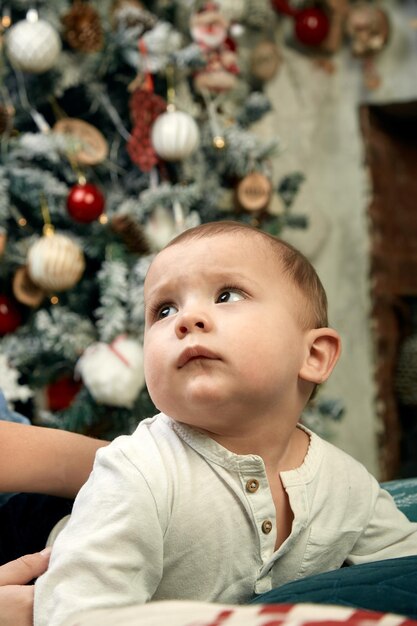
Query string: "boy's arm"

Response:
xmin=347 ymin=482 xmax=417 ymax=564
xmin=0 ymin=421 xmax=108 ymax=498
xmin=34 ymin=441 xmax=164 ymax=626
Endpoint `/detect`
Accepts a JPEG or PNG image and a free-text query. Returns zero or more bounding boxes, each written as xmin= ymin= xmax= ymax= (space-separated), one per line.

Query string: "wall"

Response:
xmin=253 ymin=0 xmax=417 ymax=477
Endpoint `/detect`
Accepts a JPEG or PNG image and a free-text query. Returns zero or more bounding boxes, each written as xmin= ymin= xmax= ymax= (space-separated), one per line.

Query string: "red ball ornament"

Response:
xmin=270 ymin=0 xmax=298 ymax=17
xmin=46 ymin=375 xmax=82 ymax=412
xmin=294 ymin=8 xmax=330 ymax=47
xmin=0 ymin=294 xmax=22 ymax=335
xmin=67 ymin=182 xmax=105 ymax=223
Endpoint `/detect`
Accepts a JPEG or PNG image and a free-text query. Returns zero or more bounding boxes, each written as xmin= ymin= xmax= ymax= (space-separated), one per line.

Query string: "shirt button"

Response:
xmin=261 ymin=520 xmax=273 ymax=534
xmin=246 ymin=479 xmax=260 ymax=493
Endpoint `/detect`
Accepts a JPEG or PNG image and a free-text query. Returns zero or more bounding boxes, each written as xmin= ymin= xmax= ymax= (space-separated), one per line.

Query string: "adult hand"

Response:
xmin=0 ymin=548 xmax=51 ymax=626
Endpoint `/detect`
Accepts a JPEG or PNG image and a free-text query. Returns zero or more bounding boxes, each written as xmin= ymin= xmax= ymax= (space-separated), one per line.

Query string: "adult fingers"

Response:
xmin=0 ymin=585 xmax=34 ymax=626
xmin=0 ymin=548 xmax=51 ymax=586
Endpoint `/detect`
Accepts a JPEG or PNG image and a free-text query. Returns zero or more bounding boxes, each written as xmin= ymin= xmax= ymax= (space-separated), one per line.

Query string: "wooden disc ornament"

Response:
xmin=27 ymin=233 xmax=85 ymax=292
xmin=250 ymin=41 xmax=281 ymax=82
xmin=53 ymin=118 xmax=109 ymax=166
xmin=0 ymin=105 xmax=15 ymax=135
xmin=236 ymin=172 xmax=272 ymax=213
xmin=0 ymin=230 xmax=6 ymax=256
xmin=13 ymin=266 xmax=46 ymax=308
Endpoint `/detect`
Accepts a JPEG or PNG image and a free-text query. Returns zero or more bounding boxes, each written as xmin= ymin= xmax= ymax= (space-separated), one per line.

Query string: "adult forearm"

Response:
xmin=0 ymin=422 xmax=108 ymax=498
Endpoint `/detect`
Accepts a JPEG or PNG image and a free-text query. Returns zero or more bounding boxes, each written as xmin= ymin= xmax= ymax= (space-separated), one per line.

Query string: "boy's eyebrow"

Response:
xmin=144 ymin=270 xmax=255 ymax=303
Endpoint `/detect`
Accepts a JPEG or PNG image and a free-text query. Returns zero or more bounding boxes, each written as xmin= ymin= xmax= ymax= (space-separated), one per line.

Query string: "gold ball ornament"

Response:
xmin=151 ymin=110 xmax=200 ymax=161
xmin=27 ymin=233 xmax=85 ymax=292
xmin=236 ymin=172 xmax=273 ymax=213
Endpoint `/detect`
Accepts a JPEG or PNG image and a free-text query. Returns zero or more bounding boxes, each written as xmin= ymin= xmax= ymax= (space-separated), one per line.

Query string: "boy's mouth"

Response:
xmin=177 ymin=346 xmax=220 ymax=369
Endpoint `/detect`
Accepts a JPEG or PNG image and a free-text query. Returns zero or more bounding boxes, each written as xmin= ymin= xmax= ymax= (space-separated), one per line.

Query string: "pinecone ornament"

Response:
xmin=62 ymin=1 xmax=104 ymax=53
xmin=111 ymin=214 xmax=150 ymax=255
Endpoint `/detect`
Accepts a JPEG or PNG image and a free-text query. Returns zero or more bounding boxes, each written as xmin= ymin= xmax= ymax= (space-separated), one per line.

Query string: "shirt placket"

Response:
xmin=239 ymin=463 xmax=276 ymax=594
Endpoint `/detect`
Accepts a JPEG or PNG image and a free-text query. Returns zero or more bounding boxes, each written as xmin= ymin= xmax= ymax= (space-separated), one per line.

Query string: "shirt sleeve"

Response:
xmin=347 ymin=477 xmax=417 ymax=564
xmin=34 ymin=440 xmax=165 ymax=626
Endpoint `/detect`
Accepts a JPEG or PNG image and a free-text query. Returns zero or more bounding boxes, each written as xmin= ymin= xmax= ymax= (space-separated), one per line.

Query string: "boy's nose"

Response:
xmin=175 ymin=311 xmax=211 ymax=338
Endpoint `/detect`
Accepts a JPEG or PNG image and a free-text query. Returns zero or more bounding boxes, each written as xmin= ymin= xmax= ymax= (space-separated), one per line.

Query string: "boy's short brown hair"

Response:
xmin=166 ymin=220 xmax=329 ymax=330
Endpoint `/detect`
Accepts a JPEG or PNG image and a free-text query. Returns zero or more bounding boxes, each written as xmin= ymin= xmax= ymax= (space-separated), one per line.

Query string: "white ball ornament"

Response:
xmin=76 ymin=336 xmax=145 ymax=409
xmin=27 ymin=233 xmax=85 ymax=292
xmin=144 ymin=206 xmax=177 ymax=251
xmin=151 ymin=110 xmax=200 ymax=161
xmin=6 ymin=17 xmax=61 ymax=74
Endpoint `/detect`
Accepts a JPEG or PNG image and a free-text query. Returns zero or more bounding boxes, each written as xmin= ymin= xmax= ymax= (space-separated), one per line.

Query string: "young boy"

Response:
xmin=34 ymin=221 xmax=417 ymax=626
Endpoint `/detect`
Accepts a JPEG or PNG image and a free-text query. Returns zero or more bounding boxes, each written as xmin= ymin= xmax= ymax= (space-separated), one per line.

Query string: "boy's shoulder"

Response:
xmin=286 ymin=424 xmax=378 ymax=493
xmin=100 ymin=413 xmax=195 ymax=473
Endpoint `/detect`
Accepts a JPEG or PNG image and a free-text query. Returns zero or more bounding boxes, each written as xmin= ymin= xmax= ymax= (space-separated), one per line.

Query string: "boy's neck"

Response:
xmin=195 ymin=420 xmax=309 ymax=474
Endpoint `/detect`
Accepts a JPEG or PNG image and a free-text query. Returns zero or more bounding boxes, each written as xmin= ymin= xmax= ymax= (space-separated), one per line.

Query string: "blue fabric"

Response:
xmin=0 ymin=391 xmax=31 ymax=505
xmin=0 ymin=390 xmax=30 ymax=425
xmin=382 ymin=478 xmax=417 ymax=523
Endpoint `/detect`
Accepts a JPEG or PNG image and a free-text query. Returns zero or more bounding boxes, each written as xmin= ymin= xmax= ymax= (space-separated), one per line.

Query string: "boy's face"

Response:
xmin=143 ymin=232 xmax=313 ymax=432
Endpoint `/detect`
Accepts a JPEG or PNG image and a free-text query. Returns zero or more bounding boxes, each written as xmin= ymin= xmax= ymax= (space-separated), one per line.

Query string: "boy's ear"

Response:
xmin=299 ymin=328 xmax=341 ymax=384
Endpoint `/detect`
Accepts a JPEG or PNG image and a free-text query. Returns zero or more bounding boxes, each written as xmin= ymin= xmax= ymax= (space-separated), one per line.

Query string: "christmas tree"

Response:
xmin=0 ymin=0 xmax=307 ymax=439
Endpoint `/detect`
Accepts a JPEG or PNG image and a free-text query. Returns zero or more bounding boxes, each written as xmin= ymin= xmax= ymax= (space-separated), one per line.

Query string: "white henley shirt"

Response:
xmin=34 ymin=413 xmax=417 ymax=626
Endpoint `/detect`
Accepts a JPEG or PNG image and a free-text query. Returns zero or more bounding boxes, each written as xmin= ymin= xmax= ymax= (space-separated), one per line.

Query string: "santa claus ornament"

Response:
xmin=76 ymin=335 xmax=145 ymax=408
xmin=190 ymin=2 xmax=229 ymax=49
xmin=190 ymin=2 xmax=239 ymax=93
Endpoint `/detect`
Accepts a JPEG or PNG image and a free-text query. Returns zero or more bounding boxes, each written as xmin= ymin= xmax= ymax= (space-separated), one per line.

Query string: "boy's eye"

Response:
xmin=158 ymin=304 xmax=178 ymax=319
xmin=216 ymin=290 xmax=244 ymax=304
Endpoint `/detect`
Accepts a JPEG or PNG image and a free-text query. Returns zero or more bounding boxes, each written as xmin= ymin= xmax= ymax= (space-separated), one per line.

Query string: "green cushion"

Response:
xmin=251 ymin=556 xmax=417 ymax=618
